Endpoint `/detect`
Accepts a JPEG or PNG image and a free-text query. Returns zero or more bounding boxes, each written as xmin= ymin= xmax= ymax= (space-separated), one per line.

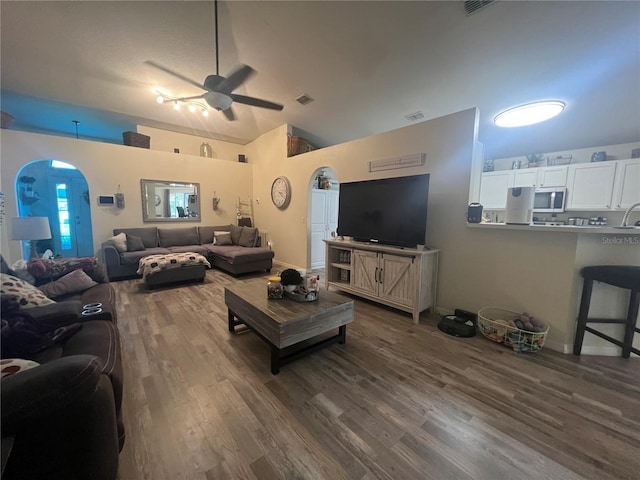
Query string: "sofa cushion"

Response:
xmin=1 ymin=274 xmax=55 ymax=309
xmin=126 ymin=234 xmax=146 ymax=252
xmin=114 ymin=227 xmax=158 ymax=248
xmin=198 ymin=225 xmax=233 ymax=245
xmin=205 ymin=246 xmax=274 ymax=265
xmin=158 ymin=227 xmax=199 ymax=248
xmin=119 ymin=248 xmax=170 ymax=266
xmin=230 ymin=224 xmax=243 ymax=245
xmin=166 ymin=245 xmax=210 ymax=256
xmin=238 ymin=227 xmax=259 ymax=247
xmin=27 ymin=257 xmax=103 ymax=284
xmin=214 ymin=232 xmax=233 ymax=245
xmin=38 ymin=269 xmax=97 ymax=299
xmin=105 ymin=232 xmax=127 ymax=253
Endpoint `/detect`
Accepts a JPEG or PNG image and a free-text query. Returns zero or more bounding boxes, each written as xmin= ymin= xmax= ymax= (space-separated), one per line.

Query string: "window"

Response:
xmin=55 ymin=183 xmax=72 ymax=250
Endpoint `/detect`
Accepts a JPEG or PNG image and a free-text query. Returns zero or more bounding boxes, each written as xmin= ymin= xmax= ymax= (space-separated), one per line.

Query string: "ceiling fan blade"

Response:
xmin=231 ymin=94 xmax=284 ymax=111
xmin=216 ymin=65 xmax=255 ymax=93
xmin=173 ymin=94 xmax=206 ymax=102
xmin=145 ymin=60 xmax=204 ymax=90
xmin=222 ymin=107 xmax=236 ymax=121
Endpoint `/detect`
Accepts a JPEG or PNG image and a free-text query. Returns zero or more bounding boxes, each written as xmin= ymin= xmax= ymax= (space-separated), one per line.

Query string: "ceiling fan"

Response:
xmin=146 ymin=0 xmax=283 ymax=121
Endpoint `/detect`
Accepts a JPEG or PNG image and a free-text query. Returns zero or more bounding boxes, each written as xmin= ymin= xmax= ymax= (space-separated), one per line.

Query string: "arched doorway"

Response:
xmin=309 ymin=167 xmax=339 ymax=270
xmin=16 ymin=160 xmax=94 ymax=259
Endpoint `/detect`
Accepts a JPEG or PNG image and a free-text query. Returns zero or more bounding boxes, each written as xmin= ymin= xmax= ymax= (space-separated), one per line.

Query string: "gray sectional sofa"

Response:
xmin=101 ymin=225 xmax=274 ymax=280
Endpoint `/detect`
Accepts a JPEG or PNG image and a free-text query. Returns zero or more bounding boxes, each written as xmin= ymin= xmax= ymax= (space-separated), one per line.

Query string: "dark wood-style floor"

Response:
xmin=114 ymin=268 xmax=640 ymax=480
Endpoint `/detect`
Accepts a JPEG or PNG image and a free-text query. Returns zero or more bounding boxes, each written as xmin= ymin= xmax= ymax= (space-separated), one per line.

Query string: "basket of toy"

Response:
xmin=478 ymin=307 xmax=548 ymax=353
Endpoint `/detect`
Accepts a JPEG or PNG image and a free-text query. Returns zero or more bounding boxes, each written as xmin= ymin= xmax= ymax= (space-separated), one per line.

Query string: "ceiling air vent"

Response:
xmin=295 ymin=93 xmax=314 ymax=106
xmin=464 ymin=0 xmax=495 ymax=15
xmin=405 ymin=111 xmax=424 ymax=121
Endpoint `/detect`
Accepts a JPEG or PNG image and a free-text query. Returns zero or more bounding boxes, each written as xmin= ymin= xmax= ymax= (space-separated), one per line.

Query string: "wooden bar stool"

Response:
xmin=573 ymin=265 xmax=640 ymax=358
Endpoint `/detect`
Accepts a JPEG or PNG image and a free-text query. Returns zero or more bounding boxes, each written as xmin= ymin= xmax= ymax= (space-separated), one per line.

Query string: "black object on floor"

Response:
xmin=438 ymin=315 xmax=477 ymax=337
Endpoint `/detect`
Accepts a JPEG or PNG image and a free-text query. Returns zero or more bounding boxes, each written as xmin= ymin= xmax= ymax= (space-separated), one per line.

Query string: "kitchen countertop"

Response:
xmin=466 ymin=223 xmax=640 ymax=234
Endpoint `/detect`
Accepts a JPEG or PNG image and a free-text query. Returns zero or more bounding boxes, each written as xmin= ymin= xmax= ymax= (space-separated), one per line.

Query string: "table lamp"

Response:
xmin=10 ymin=217 xmax=52 ymax=259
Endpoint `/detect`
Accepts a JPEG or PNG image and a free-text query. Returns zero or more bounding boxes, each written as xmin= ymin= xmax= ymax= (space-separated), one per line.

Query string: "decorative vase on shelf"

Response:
xmin=200 ymin=142 xmax=212 ymax=158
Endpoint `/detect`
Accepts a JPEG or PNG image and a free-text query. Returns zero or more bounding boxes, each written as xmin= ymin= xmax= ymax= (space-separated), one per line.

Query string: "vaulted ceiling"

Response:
xmin=1 ymin=1 xmax=638 ymax=159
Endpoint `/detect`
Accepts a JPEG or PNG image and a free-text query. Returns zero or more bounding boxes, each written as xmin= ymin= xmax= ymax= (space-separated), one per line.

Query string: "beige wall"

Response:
xmin=137 ymin=125 xmax=246 ymax=161
xmin=2 ymin=114 xmax=637 ymax=355
xmin=0 ymin=130 xmax=252 ymax=263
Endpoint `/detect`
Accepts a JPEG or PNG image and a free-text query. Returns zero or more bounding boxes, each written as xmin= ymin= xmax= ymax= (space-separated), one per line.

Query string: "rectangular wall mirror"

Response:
xmin=141 ymin=179 xmax=200 ymax=222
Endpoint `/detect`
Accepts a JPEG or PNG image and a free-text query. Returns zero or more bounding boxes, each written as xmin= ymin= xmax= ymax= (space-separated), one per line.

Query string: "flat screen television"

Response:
xmin=337 ymin=174 xmax=430 ymax=248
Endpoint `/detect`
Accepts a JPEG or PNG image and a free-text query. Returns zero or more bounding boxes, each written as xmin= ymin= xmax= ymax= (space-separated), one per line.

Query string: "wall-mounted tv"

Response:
xmin=337 ymin=174 xmax=430 ymax=248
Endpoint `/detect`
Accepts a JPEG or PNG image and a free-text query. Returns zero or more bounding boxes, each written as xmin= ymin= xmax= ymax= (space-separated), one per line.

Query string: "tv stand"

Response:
xmin=324 ymin=239 xmax=439 ymax=323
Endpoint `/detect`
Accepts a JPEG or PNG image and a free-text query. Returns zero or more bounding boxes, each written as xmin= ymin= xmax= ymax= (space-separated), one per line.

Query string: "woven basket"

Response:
xmin=122 ymin=131 xmax=150 ymax=149
xmin=287 ymin=134 xmax=313 ymax=157
xmin=478 ymin=307 xmax=548 ymax=353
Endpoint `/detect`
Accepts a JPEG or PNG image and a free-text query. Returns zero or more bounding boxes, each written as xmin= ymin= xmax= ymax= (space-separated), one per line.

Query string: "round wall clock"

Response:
xmin=271 ymin=176 xmax=291 ymax=209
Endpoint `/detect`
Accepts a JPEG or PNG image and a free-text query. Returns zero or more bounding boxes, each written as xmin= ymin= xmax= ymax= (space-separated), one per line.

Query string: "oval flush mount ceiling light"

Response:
xmin=494 ymin=101 xmax=565 ymax=127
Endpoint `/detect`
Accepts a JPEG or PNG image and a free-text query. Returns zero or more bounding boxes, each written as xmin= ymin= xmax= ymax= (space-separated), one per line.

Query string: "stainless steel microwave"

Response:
xmin=534 ymin=187 xmax=566 ymax=212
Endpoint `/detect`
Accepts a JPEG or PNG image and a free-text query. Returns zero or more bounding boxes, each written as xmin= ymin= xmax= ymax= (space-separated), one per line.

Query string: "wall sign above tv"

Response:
xmin=369 ymin=153 xmax=426 ymax=172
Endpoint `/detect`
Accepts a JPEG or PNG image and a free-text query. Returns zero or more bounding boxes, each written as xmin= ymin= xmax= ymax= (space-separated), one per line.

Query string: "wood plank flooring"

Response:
xmin=114 ymin=268 xmax=640 ymax=480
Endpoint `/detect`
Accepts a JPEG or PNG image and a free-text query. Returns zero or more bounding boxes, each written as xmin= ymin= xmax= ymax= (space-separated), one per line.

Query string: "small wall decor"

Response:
xmin=369 ymin=153 xmax=425 ymax=172
xmin=200 ymin=142 xmax=213 ymax=158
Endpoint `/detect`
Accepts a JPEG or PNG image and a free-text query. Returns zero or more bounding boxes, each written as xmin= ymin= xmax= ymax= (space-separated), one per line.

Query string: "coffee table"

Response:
xmin=225 ymin=281 xmax=354 ymax=374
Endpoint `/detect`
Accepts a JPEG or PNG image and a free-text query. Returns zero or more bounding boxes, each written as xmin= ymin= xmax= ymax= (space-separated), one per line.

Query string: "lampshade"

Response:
xmin=11 ymin=217 xmax=52 ymax=241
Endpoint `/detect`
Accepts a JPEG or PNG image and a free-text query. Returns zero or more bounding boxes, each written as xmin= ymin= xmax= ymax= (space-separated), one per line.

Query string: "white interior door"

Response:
xmin=311 ymin=190 xmax=327 ymax=269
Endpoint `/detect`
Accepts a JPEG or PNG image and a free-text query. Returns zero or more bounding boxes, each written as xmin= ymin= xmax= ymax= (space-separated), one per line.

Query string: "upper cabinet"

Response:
xmin=612 ymin=159 xmax=640 ymax=209
xmin=479 ymin=170 xmax=513 ymax=209
xmin=566 ymin=162 xmax=617 ymax=210
xmin=538 ymin=166 xmax=568 ymax=187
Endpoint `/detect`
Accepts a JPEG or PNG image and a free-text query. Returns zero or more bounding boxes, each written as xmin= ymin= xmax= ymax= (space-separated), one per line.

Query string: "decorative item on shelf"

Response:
xmin=287 ymin=134 xmax=313 ymax=157
xmin=511 ymin=160 xmax=521 ymax=170
xmin=280 ymin=268 xmax=303 ymax=293
xmin=122 ymin=131 xmax=150 ymax=149
xmin=525 ymin=153 xmax=544 ymax=168
xmin=18 ymin=176 xmax=40 ymax=204
xmin=1 ymin=111 xmax=14 ymax=129
xmin=590 ymin=151 xmax=606 ymax=162
xmin=482 ymin=158 xmax=494 ymax=172
xmin=546 ymin=154 xmax=572 ymax=166
xmin=200 ymin=142 xmax=213 ymax=158
xmin=267 ymin=276 xmax=283 ymax=299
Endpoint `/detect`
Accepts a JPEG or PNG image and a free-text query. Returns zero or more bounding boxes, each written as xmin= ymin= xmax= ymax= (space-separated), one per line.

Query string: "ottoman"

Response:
xmin=136 ymin=252 xmax=211 ymax=288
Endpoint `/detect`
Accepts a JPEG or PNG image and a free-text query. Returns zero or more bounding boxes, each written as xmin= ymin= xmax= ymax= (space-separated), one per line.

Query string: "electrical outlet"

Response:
xmin=300 ymin=216 xmax=305 ymax=223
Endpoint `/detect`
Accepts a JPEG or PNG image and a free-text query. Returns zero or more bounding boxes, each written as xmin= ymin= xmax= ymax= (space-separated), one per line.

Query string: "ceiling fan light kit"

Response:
xmin=147 ymin=0 xmax=283 ymax=121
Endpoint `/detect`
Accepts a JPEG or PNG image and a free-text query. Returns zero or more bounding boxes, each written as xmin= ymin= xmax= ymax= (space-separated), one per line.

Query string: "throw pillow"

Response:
xmin=106 ymin=232 xmax=127 ymax=253
xmin=0 ymin=358 xmax=40 ymax=378
xmin=214 ymin=232 xmax=233 ymax=246
xmin=238 ymin=227 xmax=259 ymax=247
xmin=38 ymin=269 xmax=98 ymax=298
xmin=213 ymin=231 xmax=231 ymax=245
xmin=126 ymin=234 xmax=146 ymax=252
xmin=230 ymin=224 xmax=243 ymax=245
xmin=0 ymin=274 xmax=55 ymax=309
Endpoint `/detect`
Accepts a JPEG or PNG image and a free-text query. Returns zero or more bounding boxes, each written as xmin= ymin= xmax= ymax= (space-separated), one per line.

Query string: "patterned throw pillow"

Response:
xmin=0 ymin=274 xmax=55 ymax=309
xmin=1 ymin=358 xmax=40 ymax=378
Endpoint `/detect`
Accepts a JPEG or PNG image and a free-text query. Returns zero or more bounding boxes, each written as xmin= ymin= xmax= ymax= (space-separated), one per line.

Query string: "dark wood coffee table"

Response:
xmin=225 ymin=281 xmax=354 ymax=374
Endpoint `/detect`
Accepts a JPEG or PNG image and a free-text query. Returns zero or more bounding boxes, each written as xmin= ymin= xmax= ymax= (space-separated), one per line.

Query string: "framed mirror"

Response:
xmin=141 ymin=179 xmax=201 ymax=222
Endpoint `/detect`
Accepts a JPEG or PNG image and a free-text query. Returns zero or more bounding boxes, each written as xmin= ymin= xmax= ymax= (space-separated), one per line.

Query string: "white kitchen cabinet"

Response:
xmin=566 ymin=162 xmax=617 ymax=210
xmin=612 ymin=159 xmax=640 ymax=209
xmin=513 ymin=169 xmax=538 ymax=187
xmin=325 ymin=240 xmax=439 ymax=323
xmin=538 ymin=166 xmax=568 ymax=187
xmin=479 ymin=171 xmax=513 ymax=209
xmin=310 ymin=189 xmax=339 ymax=269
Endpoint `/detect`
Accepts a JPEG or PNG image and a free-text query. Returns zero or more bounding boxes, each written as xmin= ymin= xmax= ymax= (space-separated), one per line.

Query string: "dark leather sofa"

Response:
xmin=1 ymin=257 xmax=123 ymax=480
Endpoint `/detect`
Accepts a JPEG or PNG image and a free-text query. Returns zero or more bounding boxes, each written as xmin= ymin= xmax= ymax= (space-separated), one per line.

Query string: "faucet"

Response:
xmin=620 ymin=201 xmax=640 ymax=227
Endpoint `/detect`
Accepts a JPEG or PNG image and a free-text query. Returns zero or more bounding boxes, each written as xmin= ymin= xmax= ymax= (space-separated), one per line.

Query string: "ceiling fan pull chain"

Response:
xmin=214 ymin=0 xmax=219 ymax=76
